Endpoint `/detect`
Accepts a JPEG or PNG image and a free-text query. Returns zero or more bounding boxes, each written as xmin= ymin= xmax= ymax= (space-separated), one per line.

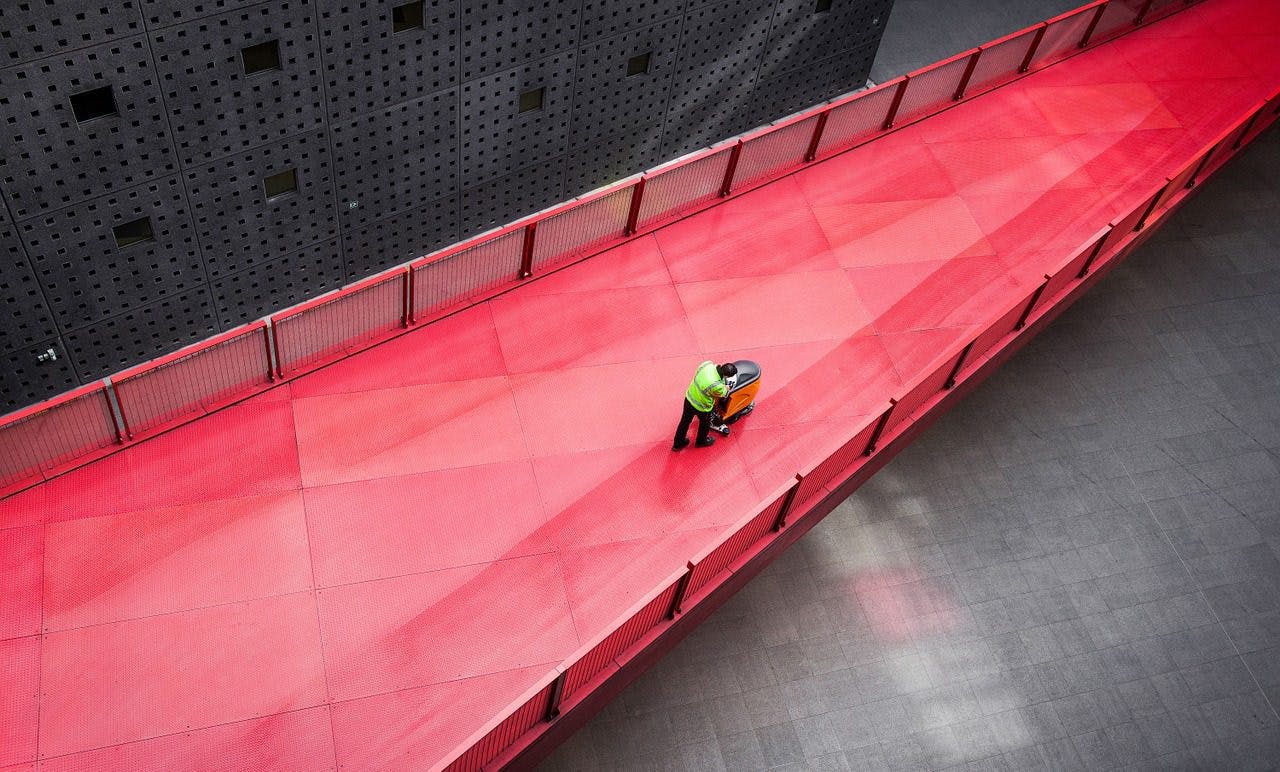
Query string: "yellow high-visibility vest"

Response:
xmin=685 ymin=361 xmax=727 ymax=412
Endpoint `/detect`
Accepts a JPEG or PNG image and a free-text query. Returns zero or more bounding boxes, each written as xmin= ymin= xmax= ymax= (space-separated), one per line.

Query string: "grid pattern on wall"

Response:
xmin=0 ymin=0 xmax=889 ymax=411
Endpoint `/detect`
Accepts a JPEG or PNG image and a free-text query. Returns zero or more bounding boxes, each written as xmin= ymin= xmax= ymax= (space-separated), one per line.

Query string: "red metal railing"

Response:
xmin=2 ymin=0 xmax=1199 ymax=497
xmin=0 ymin=382 xmax=120 ymax=495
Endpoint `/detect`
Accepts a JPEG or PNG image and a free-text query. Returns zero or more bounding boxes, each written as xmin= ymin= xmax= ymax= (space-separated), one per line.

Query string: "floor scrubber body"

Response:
xmin=711 ymin=360 xmax=761 ymax=436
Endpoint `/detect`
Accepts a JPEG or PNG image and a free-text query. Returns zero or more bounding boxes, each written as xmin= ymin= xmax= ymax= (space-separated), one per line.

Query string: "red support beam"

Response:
xmin=1016 ymin=276 xmax=1052 ymax=330
xmin=864 ymin=400 xmax=897 ymax=455
xmin=773 ymin=475 xmax=804 ymax=531
xmin=804 ymin=111 xmax=830 ymax=162
xmin=719 ymin=141 xmax=743 ymax=197
xmin=624 ymin=177 xmax=646 ymax=236
xmin=667 ymin=563 xmax=695 ymax=619
xmin=882 ymin=78 xmax=910 ymax=130
xmin=953 ymin=49 xmax=983 ymax=101
xmin=1080 ymin=1 xmax=1109 ymax=47
xmin=1020 ymin=24 xmax=1049 ymax=72
xmin=519 ymin=222 xmax=537 ymax=279
xmin=944 ymin=341 xmax=975 ymax=390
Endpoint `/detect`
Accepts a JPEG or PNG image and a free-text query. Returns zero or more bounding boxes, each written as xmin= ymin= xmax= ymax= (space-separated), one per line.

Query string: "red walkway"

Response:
xmin=3 ymin=0 xmax=1278 ymax=768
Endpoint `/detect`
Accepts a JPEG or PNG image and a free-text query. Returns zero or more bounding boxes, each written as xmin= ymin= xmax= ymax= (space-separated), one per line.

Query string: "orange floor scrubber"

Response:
xmin=711 ymin=360 xmax=761 ymax=436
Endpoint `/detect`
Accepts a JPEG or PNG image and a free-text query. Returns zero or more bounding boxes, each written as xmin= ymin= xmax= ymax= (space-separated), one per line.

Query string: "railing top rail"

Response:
xmin=111 ymin=320 xmax=267 ymax=383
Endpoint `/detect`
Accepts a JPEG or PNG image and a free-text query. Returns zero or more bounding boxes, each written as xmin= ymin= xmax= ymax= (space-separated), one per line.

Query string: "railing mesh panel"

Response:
xmin=532 ymin=187 xmax=632 ymax=273
xmin=815 ymin=83 xmax=898 ymax=158
xmin=412 ymin=230 xmax=523 ymax=319
xmin=273 ymin=274 xmax=404 ymax=375
xmin=895 ymin=56 xmax=973 ymax=124
xmin=686 ymin=496 xmax=786 ymax=597
xmin=1030 ymin=8 xmax=1097 ymax=69
xmin=969 ymin=29 xmax=1039 ymax=94
xmin=0 ymin=387 xmax=117 ymax=490
xmin=114 ymin=327 xmax=271 ymax=436
xmin=635 ymin=149 xmax=733 ymax=230
xmin=733 ymin=116 xmax=820 ymax=190
xmin=562 ymin=583 xmax=679 ymax=696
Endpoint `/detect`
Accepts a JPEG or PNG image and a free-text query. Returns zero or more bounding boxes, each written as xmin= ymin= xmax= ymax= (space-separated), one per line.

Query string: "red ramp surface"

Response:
xmin=2 ymin=0 xmax=1279 ymax=768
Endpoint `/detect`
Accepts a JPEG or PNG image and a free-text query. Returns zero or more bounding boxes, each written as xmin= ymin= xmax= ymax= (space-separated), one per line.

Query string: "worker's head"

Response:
xmin=717 ymin=363 xmax=738 ymax=378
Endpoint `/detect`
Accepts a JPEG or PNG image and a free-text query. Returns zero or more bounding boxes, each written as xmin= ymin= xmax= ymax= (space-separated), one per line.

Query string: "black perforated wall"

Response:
xmin=0 ymin=0 xmax=888 ymax=410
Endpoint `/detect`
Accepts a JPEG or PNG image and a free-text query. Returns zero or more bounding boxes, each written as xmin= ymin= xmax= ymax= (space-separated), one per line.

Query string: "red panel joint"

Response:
xmin=1080 ymin=1 xmax=1108 ymax=47
xmin=719 ymin=141 xmax=743 ymax=197
xmin=954 ymin=49 xmax=982 ymax=101
xmin=519 ymin=222 xmax=537 ymax=279
xmin=624 ymin=177 xmax=646 ymax=236
xmin=1020 ymin=24 xmax=1048 ymax=72
xmin=944 ymin=341 xmax=976 ymax=390
xmin=1016 ymin=276 xmax=1052 ymax=330
xmin=865 ymin=400 xmax=897 ymax=456
xmin=805 ymin=111 xmax=830 ymax=162
xmin=773 ymin=474 xmax=804 ymax=531
xmin=882 ymin=78 xmax=910 ymax=130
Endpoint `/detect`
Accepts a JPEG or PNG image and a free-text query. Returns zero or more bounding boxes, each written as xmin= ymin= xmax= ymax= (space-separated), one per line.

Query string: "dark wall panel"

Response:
xmin=0 ymin=0 xmax=889 ymax=412
xmin=18 ymin=174 xmax=205 ymax=325
xmin=149 ymin=0 xmax=328 ymax=164
xmin=185 ymin=129 xmax=338 ymax=276
xmin=0 ymin=35 xmax=178 ymax=218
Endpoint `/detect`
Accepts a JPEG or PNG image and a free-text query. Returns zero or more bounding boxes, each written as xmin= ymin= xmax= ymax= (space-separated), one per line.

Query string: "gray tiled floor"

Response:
xmin=541 ymin=4 xmax=1280 ymax=770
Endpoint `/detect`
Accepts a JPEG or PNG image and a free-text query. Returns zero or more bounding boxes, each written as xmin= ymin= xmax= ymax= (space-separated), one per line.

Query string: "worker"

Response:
xmin=674 ymin=361 xmax=737 ymax=450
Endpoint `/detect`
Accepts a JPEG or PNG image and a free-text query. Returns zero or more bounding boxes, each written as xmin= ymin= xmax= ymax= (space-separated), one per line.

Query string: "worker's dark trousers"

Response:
xmin=675 ymin=398 xmax=713 ymax=446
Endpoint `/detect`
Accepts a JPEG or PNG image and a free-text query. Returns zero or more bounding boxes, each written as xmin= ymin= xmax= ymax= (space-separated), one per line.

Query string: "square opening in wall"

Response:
xmin=264 ymin=168 xmax=298 ymax=200
xmin=815 ymin=0 xmax=834 ymax=12
xmin=518 ymin=87 xmax=544 ymax=113
xmin=392 ymin=1 xmax=424 ymax=32
xmin=112 ymin=217 xmax=154 ymax=248
xmin=241 ymin=41 xmax=281 ymax=75
xmin=626 ymin=52 xmax=651 ymax=77
xmin=69 ymin=85 xmax=118 ymax=123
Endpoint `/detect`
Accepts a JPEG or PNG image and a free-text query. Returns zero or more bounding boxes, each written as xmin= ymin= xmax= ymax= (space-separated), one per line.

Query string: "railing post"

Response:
xmin=805 ymin=110 xmax=830 ymax=162
xmin=624 ymin=177 xmax=646 ymax=236
xmin=773 ymin=474 xmax=803 ymax=531
xmin=1079 ymin=1 xmax=1109 ymax=47
xmin=405 ymin=265 xmax=417 ymax=325
xmin=401 ymin=267 xmax=411 ymax=328
xmin=519 ymin=221 xmax=537 ymax=279
xmin=545 ymin=671 xmax=568 ymax=721
xmin=667 ymin=562 xmax=695 ymax=619
xmin=720 ymin=141 xmax=743 ymax=197
xmin=864 ymin=400 xmax=897 ymax=455
xmin=1077 ymin=232 xmax=1110 ymax=278
xmin=261 ymin=324 xmax=276 ymax=382
xmin=954 ymin=49 xmax=982 ymax=101
xmin=1020 ymin=24 xmax=1048 ymax=72
xmin=1016 ymin=276 xmax=1052 ymax=330
xmin=1187 ymin=143 xmax=1219 ymax=188
xmin=270 ymin=319 xmax=285 ymax=379
xmin=1233 ymin=112 xmax=1261 ymax=150
xmin=882 ymin=78 xmax=909 ymax=130
xmin=1135 ymin=183 xmax=1168 ymax=230
xmin=1135 ymin=0 xmax=1157 ymax=24
xmin=944 ymin=341 xmax=975 ymax=390
xmin=105 ymin=378 xmax=132 ymax=442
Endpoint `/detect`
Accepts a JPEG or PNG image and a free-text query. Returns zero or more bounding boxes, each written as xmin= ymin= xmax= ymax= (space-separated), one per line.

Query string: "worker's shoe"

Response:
xmin=672 ymin=439 xmax=690 ymax=451
xmin=695 ymin=436 xmax=716 ymax=448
